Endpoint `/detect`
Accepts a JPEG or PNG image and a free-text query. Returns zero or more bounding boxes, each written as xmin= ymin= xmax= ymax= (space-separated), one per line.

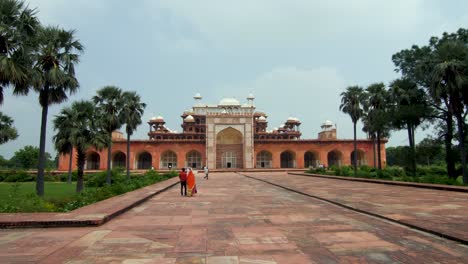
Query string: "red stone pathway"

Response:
xmin=1 ymin=172 xmax=468 ymax=263
xmin=246 ymin=172 xmax=468 ymax=243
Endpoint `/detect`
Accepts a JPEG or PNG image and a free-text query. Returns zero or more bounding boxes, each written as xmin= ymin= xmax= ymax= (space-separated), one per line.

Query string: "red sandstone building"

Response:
xmin=58 ymin=94 xmax=386 ymax=171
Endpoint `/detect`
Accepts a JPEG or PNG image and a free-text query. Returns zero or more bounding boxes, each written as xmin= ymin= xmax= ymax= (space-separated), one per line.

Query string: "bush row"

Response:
xmin=307 ymin=165 xmax=465 ymax=186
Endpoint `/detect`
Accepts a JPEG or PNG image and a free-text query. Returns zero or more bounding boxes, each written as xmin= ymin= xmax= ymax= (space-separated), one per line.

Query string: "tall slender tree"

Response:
xmin=53 ymin=101 xmax=106 ymax=192
xmin=121 ymin=91 xmax=146 ymax=179
xmin=364 ymin=83 xmax=391 ymax=170
xmin=52 ymin=107 xmax=74 ymax=183
xmin=0 ymin=0 xmax=39 ymax=104
xmin=431 ymin=40 xmax=468 ymax=184
xmin=339 ymin=85 xmax=365 ymax=176
xmin=0 ymin=111 xmax=18 ymax=144
xmin=32 ymin=26 xmax=83 ymax=196
xmin=93 ymin=86 xmax=123 ymax=185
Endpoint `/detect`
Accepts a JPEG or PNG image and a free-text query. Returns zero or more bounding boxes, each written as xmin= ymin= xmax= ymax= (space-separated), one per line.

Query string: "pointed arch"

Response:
xmin=280 ymin=150 xmax=296 ymax=168
xmin=112 ymin=151 xmax=126 ymax=168
xmin=186 ymin=150 xmax=202 ymax=169
xmin=351 ymin=150 xmax=367 ymax=167
xmin=327 ymin=150 xmax=342 ymax=167
xmin=304 ymin=151 xmax=319 ymax=168
xmin=160 ymin=150 xmax=177 ymax=169
xmin=136 ymin=151 xmax=152 ymax=169
xmin=86 ymin=151 xmax=100 ymax=170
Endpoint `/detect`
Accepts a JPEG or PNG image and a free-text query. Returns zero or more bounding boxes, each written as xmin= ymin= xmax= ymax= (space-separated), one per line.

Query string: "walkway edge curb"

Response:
xmin=288 ymin=172 xmax=468 ymax=193
xmin=0 ymin=180 xmax=179 ymax=229
xmin=241 ymin=173 xmax=468 ymax=246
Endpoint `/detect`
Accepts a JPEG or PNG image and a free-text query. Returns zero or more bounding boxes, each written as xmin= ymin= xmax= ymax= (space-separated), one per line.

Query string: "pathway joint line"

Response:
xmin=240 ymin=173 xmax=468 ymax=246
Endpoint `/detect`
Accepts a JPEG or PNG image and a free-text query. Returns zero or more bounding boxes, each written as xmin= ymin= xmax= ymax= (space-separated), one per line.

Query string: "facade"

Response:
xmin=58 ymin=94 xmax=386 ymax=171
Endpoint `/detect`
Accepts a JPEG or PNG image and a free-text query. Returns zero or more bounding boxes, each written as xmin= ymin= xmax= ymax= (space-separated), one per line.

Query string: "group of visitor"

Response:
xmin=178 ymin=166 xmax=209 ymax=197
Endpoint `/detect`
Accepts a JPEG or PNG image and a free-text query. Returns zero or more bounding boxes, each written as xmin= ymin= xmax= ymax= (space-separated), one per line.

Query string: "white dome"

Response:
xmin=258 ymin=116 xmax=267 ymax=122
xmin=323 ymin=120 xmax=333 ymax=126
xmin=194 ymin=93 xmax=202 ymax=100
xmin=247 ymin=93 xmax=255 ymax=100
xmin=219 ymin=97 xmax=240 ymax=106
xmin=184 ymin=115 xmax=195 ymax=122
xmin=151 ymin=115 xmax=164 ymax=121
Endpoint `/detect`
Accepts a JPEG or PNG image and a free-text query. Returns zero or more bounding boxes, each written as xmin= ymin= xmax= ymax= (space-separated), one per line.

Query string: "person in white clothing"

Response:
xmin=203 ymin=166 xmax=209 ymax=180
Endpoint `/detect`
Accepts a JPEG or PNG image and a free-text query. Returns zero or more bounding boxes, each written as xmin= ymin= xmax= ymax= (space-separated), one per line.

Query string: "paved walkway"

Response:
xmin=245 ymin=172 xmax=468 ymax=243
xmin=1 ymin=172 xmax=468 ymax=263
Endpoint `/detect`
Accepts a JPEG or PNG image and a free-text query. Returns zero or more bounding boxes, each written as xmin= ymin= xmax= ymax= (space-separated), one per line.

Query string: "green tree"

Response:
xmin=0 ymin=111 xmax=18 ymax=144
xmin=392 ymin=28 xmax=468 ymax=179
xmin=31 ymin=26 xmax=83 ymax=196
xmin=121 ymin=91 xmax=146 ymax=179
xmin=0 ymin=155 xmax=11 ymax=168
xmin=10 ymin=145 xmax=52 ymax=169
xmin=0 ymin=0 xmax=39 ymax=104
xmin=339 ymin=85 xmax=365 ymax=176
xmin=93 ymin=86 xmax=124 ymax=184
xmin=53 ymin=101 xmax=107 ymax=192
xmin=430 ymin=40 xmax=468 ymax=184
xmin=364 ymin=83 xmax=391 ymax=170
xmin=52 ymin=106 xmax=74 ymax=183
xmin=389 ymin=78 xmax=432 ymax=175
xmin=416 ymin=137 xmax=445 ymax=166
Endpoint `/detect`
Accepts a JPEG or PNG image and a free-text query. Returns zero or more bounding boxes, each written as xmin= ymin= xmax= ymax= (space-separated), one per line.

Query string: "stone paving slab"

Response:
xmin=245 ymin=172 xmax=468 ymax=244
xmin=1 ymin=172 xmax=468 ymax=263
xmin=0 ymin=177 xmax=179 ymax=228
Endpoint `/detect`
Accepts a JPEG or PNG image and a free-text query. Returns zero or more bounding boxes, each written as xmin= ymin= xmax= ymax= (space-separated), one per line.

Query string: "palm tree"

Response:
xmin=121 ymin=91 xmax=146 ymax=179
xmin=339 ymin=85 xmax=365 ymax=176
xmin=93 ymin=86 xmax=124 ymax=185
xmin=0 ymin=0 xmax=39 ymax=104
xmin=32 ymin=26 xmax=83 ymax=196
xmin=52 ymin=107 xmax=74 ymax=183
xmin=364 ymin=83 xmax=390 ymax=170
xmin=0 ymin=111 xmax=18 ymax=144
xmin=53 ymin=101 xmax=107 ymax=192
xmin=430 ymin=40 xmax=468 ymax=184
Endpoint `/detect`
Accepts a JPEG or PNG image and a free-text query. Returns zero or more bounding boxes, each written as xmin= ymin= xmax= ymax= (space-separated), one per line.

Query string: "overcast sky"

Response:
xmin=1 ymin=0 xmax=467 ymax=159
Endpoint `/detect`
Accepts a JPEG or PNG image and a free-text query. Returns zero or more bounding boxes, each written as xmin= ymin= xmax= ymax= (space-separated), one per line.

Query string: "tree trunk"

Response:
xmin=445 ymin=114 xmax=456 ymax=179
xmin=126 ymin=133 xmax=130 ymax=180
xmin=36 ymin=87 xmax=49 ymax=197
xmin=407 ymin=123 xmax=416 ymax=176
xmin=455 ymin=113 xmax=468 ymax=184
xmin=373 ymin=136 xmax=377 ymax=168
xmin=67 ymin=145 xmax=73 ymax=184
xmin=377 ymin=131 xmax=382 ymax=170
xmin=106 ymin=135 xmax=112 ymax=185
xmin=76 ymin=150 xmax=85 ymax=193
xmin=353 ymin=121 xmax=357 ymax=177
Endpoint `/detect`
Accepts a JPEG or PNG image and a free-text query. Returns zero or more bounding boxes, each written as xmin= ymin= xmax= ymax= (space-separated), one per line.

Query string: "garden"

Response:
xmin=0 ymin=168 xmax=177 ymax=213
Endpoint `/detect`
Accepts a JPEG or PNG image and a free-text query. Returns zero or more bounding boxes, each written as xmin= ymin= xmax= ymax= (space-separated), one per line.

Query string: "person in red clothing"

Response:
xmin=179 ymin=168 xmax=187 ymax=196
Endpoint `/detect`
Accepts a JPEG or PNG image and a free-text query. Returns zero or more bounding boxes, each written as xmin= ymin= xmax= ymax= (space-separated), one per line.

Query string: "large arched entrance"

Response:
xmin=112 ymin=151 xmax=126 ymax=168
xmin=216 ymin=127 xmax=243 ymax=169
xmin=280 ymin=151 xmax=296 ymax=168
xmin=136 ymin=152 xmax=152 ymax=169
xmin=86 ymin=152 xmax=100 ymax=170
xmin=304 ymin=151 xmax=319 ymax=168
xmin=256 ymin=150 xmax=272 ymax=168
xmin=186 ymin=150 xmax=202 ymax=169
xmin=327 ymin=150 xmax=342 ymax=167
xmin=351 ymin=150 xmax=366 ymax=167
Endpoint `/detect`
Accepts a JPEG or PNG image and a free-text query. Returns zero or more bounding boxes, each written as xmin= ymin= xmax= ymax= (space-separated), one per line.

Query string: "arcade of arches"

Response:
xmin=59 ymin=97 xmax=385 ymax=171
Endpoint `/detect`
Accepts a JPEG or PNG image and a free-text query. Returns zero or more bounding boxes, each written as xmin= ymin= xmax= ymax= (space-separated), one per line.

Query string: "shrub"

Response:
xmin=3 ymin=171 xmax=33 ymax=182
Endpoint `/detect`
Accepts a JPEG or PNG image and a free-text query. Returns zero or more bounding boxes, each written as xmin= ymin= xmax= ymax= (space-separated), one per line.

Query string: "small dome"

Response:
xmin=322 ymin=120 xmax=333 ymax=126
xmin=194 ymin=93 xmax=202 ymax=100
xmin=247 ymin=93 xmax=255 ymax=100
xmin=150 ymin=115 xmax=164 ymax=122
xmin=184 ymin=115 xmax=195 ymax=122
xmin=257 ymin=116 xmax=267 ymax=122
xmin=219 ymin=97 xmax=240 ymax=106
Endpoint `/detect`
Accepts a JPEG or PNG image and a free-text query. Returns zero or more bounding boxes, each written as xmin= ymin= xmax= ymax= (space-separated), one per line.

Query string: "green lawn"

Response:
xmin=0 ymin=182 xmax=90 ymax=201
